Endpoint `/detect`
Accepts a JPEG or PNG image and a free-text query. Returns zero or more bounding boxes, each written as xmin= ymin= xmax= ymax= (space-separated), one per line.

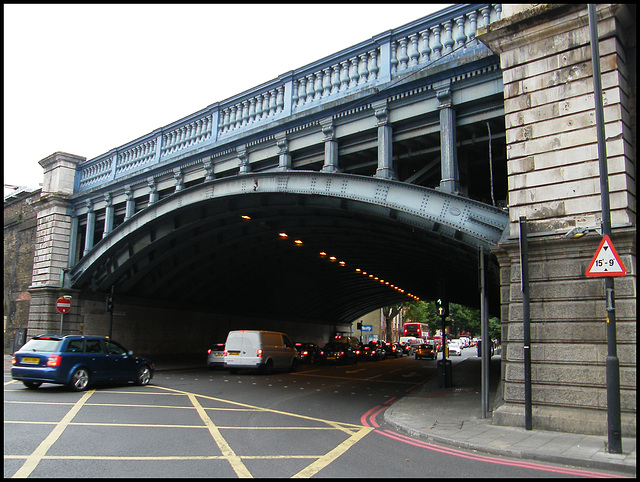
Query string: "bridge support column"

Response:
xmin=479 ymin=4 xmax=636 ymax=436
xmin=28 ymin=152 xmax=84 ymax=336
xmin=276 ymin=133 xmax=292 ymax=171
xmin=437 ymin=85 xmax=459 ymax=194
xmin=83 ymin=200 xmax=95 ymax=256
xmin=321 ymin=118 xmax=339 ymax=173
xmin=103 ymin=193 xmax=114 ymax=237
xmin=373 ymin=100 xmax=395 ymax=179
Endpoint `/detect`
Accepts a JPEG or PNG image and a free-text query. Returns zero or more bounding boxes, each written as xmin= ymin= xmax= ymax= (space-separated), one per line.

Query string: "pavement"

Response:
xmin=5 ymin=353 xmax=635 ymax=475
xmin=383 ymin=354 xmax=636 ymax=476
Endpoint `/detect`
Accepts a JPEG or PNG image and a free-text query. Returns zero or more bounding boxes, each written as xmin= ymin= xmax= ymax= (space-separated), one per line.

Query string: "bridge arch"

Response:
xmin=69 ymin=171 xmax=507 ymax=324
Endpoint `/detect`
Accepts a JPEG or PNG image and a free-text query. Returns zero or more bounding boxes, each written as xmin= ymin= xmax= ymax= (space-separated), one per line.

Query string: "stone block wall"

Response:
xmin=3 ymin=189 xmax=40 ymax=352
xmin=479 ymin=4 xmax=636 ymax=436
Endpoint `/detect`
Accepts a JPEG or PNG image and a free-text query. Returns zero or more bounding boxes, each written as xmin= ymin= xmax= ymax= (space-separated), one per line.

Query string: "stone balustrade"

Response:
xmin=75 ymin=4 xmax=501 ymax=193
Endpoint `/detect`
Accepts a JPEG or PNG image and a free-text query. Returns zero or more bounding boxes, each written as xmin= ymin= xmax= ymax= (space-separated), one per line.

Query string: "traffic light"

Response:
xmin=435 ymin=297 xmax=448 ymax=317
xmin=106 ymin=295 xmax=114 ymax=313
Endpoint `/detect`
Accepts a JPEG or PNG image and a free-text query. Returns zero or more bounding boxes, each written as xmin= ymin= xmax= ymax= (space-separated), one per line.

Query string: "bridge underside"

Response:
xmin=70 ymin=173 xmax=505 ymax=325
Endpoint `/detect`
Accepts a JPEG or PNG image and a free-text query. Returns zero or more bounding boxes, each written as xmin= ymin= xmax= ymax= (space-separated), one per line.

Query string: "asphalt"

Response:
xmin=5 ymin=353 xmax=635 ymax=475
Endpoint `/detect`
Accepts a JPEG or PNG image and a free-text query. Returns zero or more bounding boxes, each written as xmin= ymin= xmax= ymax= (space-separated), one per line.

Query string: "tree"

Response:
xmin=381 ymin=304 xmax=404 ymax=341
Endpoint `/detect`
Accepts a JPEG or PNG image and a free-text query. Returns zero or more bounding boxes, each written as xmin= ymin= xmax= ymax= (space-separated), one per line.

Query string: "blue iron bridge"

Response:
xmin=67 ymin=4 xmax=508 ymax=324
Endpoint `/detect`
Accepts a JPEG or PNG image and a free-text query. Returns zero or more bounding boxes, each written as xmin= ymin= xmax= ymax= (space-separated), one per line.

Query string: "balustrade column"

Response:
xmin=320 ymin=118 xmax=339 ymax=173
xmin=103 ymin=193 xmax=114 ymax=237
xmin=68 ymin=209 xmax=79 ymax=267
xmin=437 ymin=85 xmax=460 ymax=193
xmin=83 ymin=200 xmax=95 ymax=257
xmin=373 ymin=100 xmax=395 ymax=179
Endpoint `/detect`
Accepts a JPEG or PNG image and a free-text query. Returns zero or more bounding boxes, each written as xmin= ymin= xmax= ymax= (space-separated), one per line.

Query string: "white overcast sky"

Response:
xmin=4 ymin=4 xmax=450 ymax=195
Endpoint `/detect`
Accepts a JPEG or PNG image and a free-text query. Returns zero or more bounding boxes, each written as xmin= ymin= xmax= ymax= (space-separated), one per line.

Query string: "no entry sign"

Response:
xmin=56 ymin=297 xmax=71 ymax=314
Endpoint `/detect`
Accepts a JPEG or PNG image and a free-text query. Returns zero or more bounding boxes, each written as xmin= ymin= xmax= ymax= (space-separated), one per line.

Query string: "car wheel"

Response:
xmin=289 ymin=358 xmax=298 ymax=373
xmin=135 ymin=365 xmax=151 ymax=386
xmin=262 ymin=359 xmax=273 ymax=375
xmin=23 ymin=381 xmax=42 ymax=389
xmin=67 ymin=368 xmax=90 ymax=391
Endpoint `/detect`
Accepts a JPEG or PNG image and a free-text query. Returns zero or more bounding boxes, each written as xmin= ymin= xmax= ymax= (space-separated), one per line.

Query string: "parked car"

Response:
xmin=448 ymin=341 xmax=462 ymax=356
xmin=319 ymin=342 xmax=358 ymax=365
xmin=207 ymin=342 xmax=226 ymax=369
xmin=11 ymin=334 xmax=154 ymax=391
xmin=224 ymin=330 xmax=298 ymax=374
xmin=415 ymin=342 xmax=436 ymax=360
xmin=294 ymin=342 xmax=320 ymax=364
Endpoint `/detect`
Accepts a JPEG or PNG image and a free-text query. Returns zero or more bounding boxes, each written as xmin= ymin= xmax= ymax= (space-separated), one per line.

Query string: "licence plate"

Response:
xmin=327 ymin=356 xmax=336 ymax=360
xmin=227 ymin=352 xmax=240 ymax=356
xmin=22 ymin=357 xmax=40 ymax=364
xmin=214 ymin=353 xmax=223 ymax=357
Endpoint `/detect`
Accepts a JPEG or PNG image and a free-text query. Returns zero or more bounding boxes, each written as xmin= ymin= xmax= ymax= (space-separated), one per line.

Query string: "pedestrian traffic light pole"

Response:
xmin=588 ymin=4 xmax=622 ymax=454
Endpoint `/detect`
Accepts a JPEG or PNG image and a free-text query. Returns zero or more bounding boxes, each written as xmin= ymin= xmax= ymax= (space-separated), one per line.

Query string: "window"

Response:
xmin=105 ymin=340 xmax=127 ymax=355
xmin=85 ymin=340 xmax=105 ymax=354
xmin=65 ymin=340 xmax=84 ymax=353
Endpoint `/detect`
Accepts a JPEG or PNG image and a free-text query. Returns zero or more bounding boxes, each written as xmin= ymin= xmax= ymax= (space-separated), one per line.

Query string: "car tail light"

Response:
xmin=319 ymin=351 xmax=324 ymax=355
xmin=47 ymin=355 xmax=61 ymax=367
xmin=223 ymin=349 xmax=228 ymax=356
xmin=257 ymin=349 xmax=263 ymax=357
xmin=11 ymin=356 xmax=16 ymax=365
xmin=302 ymin=350 xmax=308 ymax=356
xmin=340 ymin=351 xmax=345 ymax=356
xmin=207 ymin=349 xmax=212 ymax=354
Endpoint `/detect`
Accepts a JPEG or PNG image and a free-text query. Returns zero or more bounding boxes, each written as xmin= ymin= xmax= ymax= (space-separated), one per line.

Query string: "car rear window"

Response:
xmin=19 ymin=339 xmax=62 ymax=353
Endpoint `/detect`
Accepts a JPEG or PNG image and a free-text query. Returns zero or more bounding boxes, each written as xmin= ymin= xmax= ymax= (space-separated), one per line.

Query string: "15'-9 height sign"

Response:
xmin=585 ymin=235 xmax=627 ymax=277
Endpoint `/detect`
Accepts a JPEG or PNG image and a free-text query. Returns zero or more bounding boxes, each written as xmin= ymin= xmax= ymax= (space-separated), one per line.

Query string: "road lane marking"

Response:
xmin=12 ymin=390 xmax=94 ymax=478
xmin=292 ymin=426 xmax=373 ymax=478
xmin=187 ymin=393 xmax=253 ymax=478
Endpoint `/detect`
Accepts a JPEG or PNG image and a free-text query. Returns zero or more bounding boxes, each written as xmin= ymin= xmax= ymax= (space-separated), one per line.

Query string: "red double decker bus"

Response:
xmin=403 ymin=322 xmax=431 ymax=341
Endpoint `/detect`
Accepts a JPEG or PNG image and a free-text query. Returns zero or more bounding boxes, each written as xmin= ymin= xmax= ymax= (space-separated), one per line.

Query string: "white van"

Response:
xmin=224 ymin=330 xmax=298 ymax=374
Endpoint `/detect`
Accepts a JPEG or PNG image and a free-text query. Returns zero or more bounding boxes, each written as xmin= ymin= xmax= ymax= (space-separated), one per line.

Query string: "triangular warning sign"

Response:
xmin=585 ymin=234 xmax=627 ymax=277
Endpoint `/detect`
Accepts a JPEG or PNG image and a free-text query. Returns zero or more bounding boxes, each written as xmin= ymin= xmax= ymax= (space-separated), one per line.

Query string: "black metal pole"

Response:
xmin=108 ymin=285 xmax=114 ymax=339
xmin=519 ymin=217 xmax=532 ymax=430
xmin=588 ymin=4 xmax=622 ymax=454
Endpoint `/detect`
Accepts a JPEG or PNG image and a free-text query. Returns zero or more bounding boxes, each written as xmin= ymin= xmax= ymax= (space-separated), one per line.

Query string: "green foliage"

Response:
xmin=400 ymin=300 xmax=501 ymax=343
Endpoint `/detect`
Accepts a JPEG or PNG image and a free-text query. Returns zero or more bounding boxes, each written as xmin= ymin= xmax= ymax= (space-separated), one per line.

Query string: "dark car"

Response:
xmin=294 ymin=342 xmax=320 ymax=364
xmin=383 ymin=342 xmax=402 ymax=358
xmin=11 ymin=334 xmax=154 ymax=391
xmin=415 ymin=342 xmax=436 ymax=360
xmin=399 ymin=342 xmax=412 ymax=356
xmin=319 ymin=342 xmax=358 ymax=365
xmin=207 ymin=342 xmax=226 ymax=369
xmin=363 ymin=341 xmax=386 ymax=361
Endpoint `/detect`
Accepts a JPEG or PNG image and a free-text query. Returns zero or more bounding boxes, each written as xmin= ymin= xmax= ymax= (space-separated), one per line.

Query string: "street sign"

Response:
xmin=56 ymin=297 xmax=71 ymax=314
xmin=585 ymin=235 xmax=626 ymax=277
xmin=361 ymin=325 xmax=373 ymax=332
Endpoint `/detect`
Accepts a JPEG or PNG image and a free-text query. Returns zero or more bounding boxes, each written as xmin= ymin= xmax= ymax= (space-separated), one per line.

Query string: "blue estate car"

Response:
xmin=11 ymin=334 xmax=154 ymax=391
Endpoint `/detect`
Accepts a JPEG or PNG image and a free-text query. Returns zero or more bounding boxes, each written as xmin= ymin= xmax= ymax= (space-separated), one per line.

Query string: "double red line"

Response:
xmin=360 ymin=396 xmax=625 ymax=478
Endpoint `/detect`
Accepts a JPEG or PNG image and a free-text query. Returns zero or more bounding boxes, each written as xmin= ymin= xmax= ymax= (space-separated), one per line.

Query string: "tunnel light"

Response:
xmin=319 ymin=251 xmax=327 ymax=258
xmin=241 ymin=215 xmax=251 ymax=220
xmin=338 ymin=261 xmax=346 ymax=266
xmin=355 ymin=268 xmax=361 ymax=272
xmin=329 ymin=256 xmax=337 ymax=262
xmin=294 ymin=239 xmax=303 ymax=246
xmin=278 ymin=232 xmax=288 ymax=239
